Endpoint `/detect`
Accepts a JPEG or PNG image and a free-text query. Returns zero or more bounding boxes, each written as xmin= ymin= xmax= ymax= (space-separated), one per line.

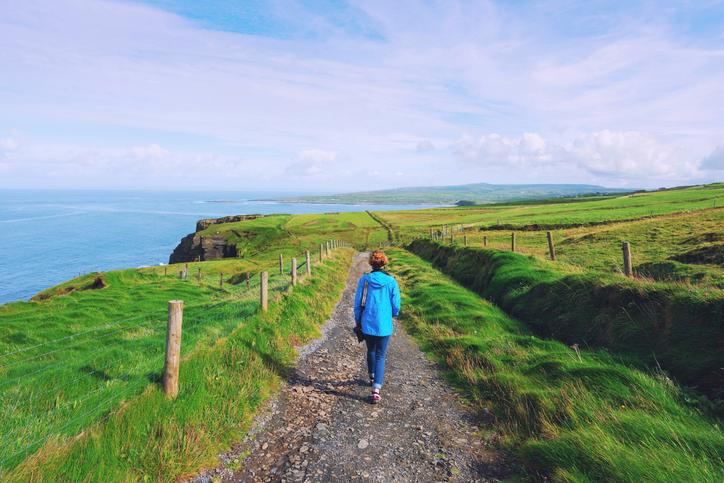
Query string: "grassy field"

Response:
xmin=4 ymin=249 xmax=352 ymax=480
xmin=375 ymin=183 xmax=723 ymax=232
xmin=197 ymin=211 xmax=388 ymax=261
xmin=374 ymin=184 xmax=724 ymax=288
xmin=407 ymin=240 xmax=723 ymax=403
xmin=389 ymin=248 xmax=724 ymax=481
xmin=0 ymin=233 xmax=350 ymax=478
xmin=1 ymin=184 xmax=722 ymax=479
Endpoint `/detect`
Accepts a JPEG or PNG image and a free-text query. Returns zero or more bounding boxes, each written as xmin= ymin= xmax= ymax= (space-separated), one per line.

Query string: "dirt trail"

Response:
xmin=193 ymin=252 xmax=510 ymax=482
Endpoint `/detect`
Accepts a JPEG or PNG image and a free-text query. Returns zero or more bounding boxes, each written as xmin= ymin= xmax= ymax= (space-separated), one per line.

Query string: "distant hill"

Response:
xmin=276 ymin=182 xmax=633 ymax=205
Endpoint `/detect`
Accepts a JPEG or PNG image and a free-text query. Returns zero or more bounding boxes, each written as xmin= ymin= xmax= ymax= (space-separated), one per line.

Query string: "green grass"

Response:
xmin=375 ymin=183 xmax=723 ymax=232
xmin=406 ymin=240 xmax=724 ymax=404
xmin=388 ymin=248 xmax=724 ymax=482
xmin=197 ymin=211 xmax=388 ymax=261
xmin=0 ymin=238 xmax=349 ymax=478
xmin=370 ymin=185 xmax=724 ymax=288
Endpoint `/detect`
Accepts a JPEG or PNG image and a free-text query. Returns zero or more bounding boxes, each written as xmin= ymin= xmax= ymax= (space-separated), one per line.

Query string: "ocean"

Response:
xmin=0 ymin=190 xmax=434 ymax=304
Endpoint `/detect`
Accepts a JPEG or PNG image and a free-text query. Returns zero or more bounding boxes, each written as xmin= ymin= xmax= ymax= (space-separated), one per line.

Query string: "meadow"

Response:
xmin=0 ymin=228 xmax=351 ymax=478
xmin=388 ymin=248 xmax=723 ymax=481
xmin=197 ymin=211 xmax=388 ymax=262
xmin=406 ymin=240 xmax=723 ymax=403
xmin=375 ymin=184 xmax=724 ymax=288
xmin=4 ymin=250 xmax=352 ymax=480
xmin=375 ymin=183 xmax=723 ymax=232
xmin=1 ymin=186 xmax=722 ymax=480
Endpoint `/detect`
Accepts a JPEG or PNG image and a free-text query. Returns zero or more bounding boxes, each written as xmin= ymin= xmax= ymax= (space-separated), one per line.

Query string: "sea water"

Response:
xmin=0 ymin=190 xmax=435 ymax=304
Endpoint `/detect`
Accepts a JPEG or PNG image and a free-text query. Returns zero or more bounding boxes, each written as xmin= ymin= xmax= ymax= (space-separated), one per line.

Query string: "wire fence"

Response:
xmin=0 ymin=241 xmax=350 ymax=474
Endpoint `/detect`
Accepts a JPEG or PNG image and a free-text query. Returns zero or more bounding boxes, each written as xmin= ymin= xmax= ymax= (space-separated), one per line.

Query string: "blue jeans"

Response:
xmin=364 ymin=334 xmax=391 ymax=389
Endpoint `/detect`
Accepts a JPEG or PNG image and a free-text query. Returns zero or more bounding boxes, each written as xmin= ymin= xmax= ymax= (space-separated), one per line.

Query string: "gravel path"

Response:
xmin=192 ymin=252 xmax=510 ymax=482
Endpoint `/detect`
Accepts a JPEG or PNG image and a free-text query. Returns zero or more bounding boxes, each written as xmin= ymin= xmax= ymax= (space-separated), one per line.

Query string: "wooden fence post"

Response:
xmin=546 ymin=231 xmax=556 ymax=260
xmin=622 ymin=242 xmax=633 ymax=277
xmin=163 ymin=300 xmax=184 ymax=399
xmin=450 ymin=233 xmax=455 ymax=245
xmin=306 ymin=250 xmax=312 ymax=276
xmin=219 ymin=272 xmax=223 ymax=288
xmin=279 ymin=254 xmax=284 ymax=275
xmin=197 ymin=268 xmax=201 ymax=282
xmin=320 ymin=243 xmax=324 ymax=261
xmin=179 ymin=270 xmax=183 ymax=280
xmin=464 ymin=235 xmax=468 ymax=247
xmin=292 ymin=258 xmax=298 ymax=286
xmin=164 ymin=266 xmax=167 ymax=276
xmin=246 ymin=272 xmax=250 ymax=288
xmin=483 ymin=235 xmax=488 ymax=247
xmin=511 ymin=232 xmax=516 ymax=252
xmin=260 ymin=272 xmax=269 ymax=311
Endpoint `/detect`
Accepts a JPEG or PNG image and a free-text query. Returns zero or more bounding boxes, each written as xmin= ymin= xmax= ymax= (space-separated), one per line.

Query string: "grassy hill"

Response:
xmin=1 ymin=183 xmax=722 ymax=480
xmin=278 ymin=182 xmax=632 ymax=204
xmin=376 ymin=183 xmax=724 ymax=288
xmin=389 ymin=248 xmax=723 ymax=481
xmin=0 ymin=233 xmax=353 ymax=478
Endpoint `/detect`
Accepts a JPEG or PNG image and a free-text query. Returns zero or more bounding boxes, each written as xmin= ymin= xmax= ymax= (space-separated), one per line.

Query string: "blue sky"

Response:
xmin=0 ymin=0 xmax=723 ymax=191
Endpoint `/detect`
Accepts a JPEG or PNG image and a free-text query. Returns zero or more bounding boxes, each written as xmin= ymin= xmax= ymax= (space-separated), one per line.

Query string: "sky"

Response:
xmin=0 ymin=0 xmax=723 ymax=192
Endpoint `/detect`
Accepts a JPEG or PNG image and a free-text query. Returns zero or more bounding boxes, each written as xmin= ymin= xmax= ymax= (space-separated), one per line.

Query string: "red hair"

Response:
xmin=369 ymin=250 xmax=388 ymax=269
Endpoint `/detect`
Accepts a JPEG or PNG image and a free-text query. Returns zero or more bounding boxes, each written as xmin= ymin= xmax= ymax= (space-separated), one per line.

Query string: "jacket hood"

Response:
xmin=365 ymin=270 xmax=394 ymax=288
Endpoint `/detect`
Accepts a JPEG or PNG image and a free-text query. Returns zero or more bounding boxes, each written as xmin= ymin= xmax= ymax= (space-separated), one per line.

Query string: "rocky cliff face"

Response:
xmin=169 ymin=214 xmax=264 ymax=264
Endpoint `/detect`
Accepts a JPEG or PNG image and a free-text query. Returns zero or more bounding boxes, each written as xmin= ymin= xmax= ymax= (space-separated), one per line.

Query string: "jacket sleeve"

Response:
xmin=353 ymin=275 xmax=365 ymax=323
xmin=391 ymin=277 xmax=401 ymax=317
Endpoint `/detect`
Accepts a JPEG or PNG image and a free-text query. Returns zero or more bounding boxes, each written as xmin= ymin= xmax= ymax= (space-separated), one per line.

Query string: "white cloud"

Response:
xmin=0 ymin=136 xmax=19 ymax=151
xmin=569 ymin=130 xmax=690 ymax=177
xmin=0 ymin=1 xmax=722 ymax=189
xmin=415 ymin=139 xmax=435 ymax=152
xmin=700 ymin=146 xmax=724 ymax=171
xmin=452 ymin=130 xmax=696 ymax=180
xmin=452 ymin=132 xmax=560 ymax=167
xmin=285 ymin=149 xmax=338 ymax=177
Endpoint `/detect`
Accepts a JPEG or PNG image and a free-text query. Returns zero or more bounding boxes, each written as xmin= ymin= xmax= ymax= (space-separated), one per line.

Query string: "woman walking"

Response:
xmin=354 ymin=250 xmax=401 ymax=404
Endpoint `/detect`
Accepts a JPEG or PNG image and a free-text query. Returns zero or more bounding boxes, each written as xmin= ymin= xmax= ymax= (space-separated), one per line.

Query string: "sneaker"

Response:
xmin=370 ymin=388 xmax=381 ymax=404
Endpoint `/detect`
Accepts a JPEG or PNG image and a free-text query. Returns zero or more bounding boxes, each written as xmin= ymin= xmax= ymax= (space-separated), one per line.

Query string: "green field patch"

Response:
xmin=388 ymin=248 xmax=724 ymax=482
xmin=406 ymin=239 xmax=724 ymax=403
xmin=2 ymin=249 xmax=352 ymax=480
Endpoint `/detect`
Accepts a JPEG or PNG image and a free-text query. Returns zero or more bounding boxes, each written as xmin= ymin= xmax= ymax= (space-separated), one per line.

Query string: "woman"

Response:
xmin=353 ymin=250 xmax=401 ymax=404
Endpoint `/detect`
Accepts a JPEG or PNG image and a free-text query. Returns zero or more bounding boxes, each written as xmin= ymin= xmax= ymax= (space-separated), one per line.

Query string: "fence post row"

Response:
xmin=622 ymin=242 xmax=633 ymax=277
xmin=163 ymin=300 xmax=184 ymax=399
xmin=292 ymin=258 xmax=298 ymax=286
xmin=546 ymin=231 xmax=556 ymax=261
xmin=260 ymin=271 xmax=269 ymax=311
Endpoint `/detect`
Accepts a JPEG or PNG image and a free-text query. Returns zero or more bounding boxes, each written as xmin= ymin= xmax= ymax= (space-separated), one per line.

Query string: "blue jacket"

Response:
xmin=354 ymin=270 xmax=400 ymax=337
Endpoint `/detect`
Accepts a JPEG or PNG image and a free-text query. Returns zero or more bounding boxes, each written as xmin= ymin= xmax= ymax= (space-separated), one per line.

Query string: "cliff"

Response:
xmin=169 ymin=214 xmax=264 ymax=264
